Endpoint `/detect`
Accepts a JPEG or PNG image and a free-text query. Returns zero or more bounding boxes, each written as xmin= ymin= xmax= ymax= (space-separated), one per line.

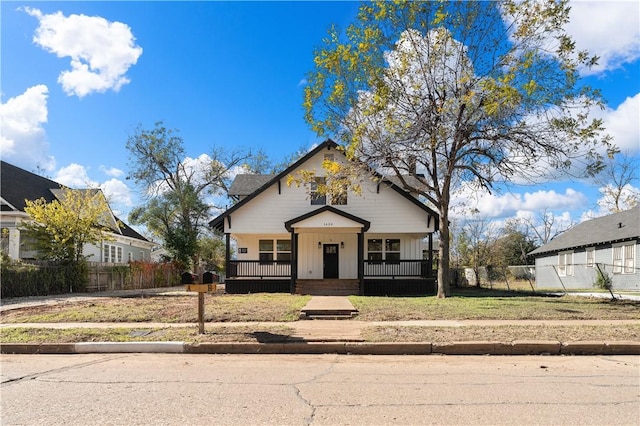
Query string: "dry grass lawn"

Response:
xmin=1 ymin=288 xmax=638 ymax=344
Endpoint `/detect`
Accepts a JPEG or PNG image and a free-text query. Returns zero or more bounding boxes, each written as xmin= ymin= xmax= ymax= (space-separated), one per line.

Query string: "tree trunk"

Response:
xmin=437 ymin=208 xmax=451 ymax=298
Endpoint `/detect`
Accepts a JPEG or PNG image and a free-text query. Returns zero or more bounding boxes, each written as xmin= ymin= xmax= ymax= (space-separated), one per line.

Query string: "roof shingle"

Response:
xmin=529 ymin=206 xmax=639 ymax=256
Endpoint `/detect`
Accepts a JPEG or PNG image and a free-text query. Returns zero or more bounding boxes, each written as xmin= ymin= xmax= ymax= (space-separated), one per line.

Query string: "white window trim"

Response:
xmin=613 ymin=242 xmax=636 ymax=275
xmin=558 ymin=251 xmax=574 ymax=277
xmin=586 ymin=247 xmax=595 ymax=268
xmin=103 ymin=243 xmax=123 ymax=263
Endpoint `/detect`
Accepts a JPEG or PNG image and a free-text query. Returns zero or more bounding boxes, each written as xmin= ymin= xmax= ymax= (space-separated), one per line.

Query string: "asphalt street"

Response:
xmin=2 ymin=353 xmax=638 ymax=425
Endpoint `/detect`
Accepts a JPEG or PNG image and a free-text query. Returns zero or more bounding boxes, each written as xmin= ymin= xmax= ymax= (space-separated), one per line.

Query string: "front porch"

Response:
xmin=224 ymin=259 xmax=436 ymax=296
xmin=220 ymin=206 xmax=437 ymax=296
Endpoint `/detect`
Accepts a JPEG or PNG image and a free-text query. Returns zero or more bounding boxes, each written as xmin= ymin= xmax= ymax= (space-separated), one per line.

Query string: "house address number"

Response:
xmin=323 ymin=222 xmax=334 ymax=227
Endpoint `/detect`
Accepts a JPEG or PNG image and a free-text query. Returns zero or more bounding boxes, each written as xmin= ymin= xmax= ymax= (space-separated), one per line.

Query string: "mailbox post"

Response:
xmin=184 ymin=272 xmax=217 ymax=334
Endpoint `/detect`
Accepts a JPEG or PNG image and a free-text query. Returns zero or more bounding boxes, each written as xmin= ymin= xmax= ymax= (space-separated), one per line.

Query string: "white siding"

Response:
xmin=534 ymin=242 xmax=640 ymax=290
xmin=234 ymin=233 xmax=424 ymax=280
xmin=224 ymin=147 xmax=435 ymax=235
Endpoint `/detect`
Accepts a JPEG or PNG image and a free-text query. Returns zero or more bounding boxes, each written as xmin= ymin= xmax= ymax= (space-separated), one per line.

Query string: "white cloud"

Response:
xmin=54 ymin=163 xmax=99 ymax=188
xmin=24 ymin=8 xmax=143 ymax=97
xmin=101 ymin=178 xmax=133 ymax=207
xmin=99 ymin=165 xmax=125 ymax=177
xmin=600 ymin=93 xmax=640 ymax=154
xmin=451 ymin=185 xmax=588 ymax=219
xmin=0 ymin=85 xmax=55 ymax=171
xmin=566 ymin=1 xmax=640 ymax=75
xmin=54 ymin=163 xmax=134 ymax=217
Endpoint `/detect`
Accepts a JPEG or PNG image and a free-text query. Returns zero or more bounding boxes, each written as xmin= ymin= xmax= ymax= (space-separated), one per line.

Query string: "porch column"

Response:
xmin=358 ymin=230 xmax=364 ymax=295
xmin=290 ymin=230 xmax=297 ymax=294
xmin=427 ymin=232 xmax=433 ymax=278
xmin=8 ymin=228 xmax=20 ymax=259
xmin=225 ymin=233 xmax=231 ymax=279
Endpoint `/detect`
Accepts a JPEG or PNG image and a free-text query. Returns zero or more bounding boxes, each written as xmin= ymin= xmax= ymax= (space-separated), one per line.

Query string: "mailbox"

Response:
xmin=202 ymin=271 xmax=219 ymax=284
xmin=181 ymin=272 xmax=196 ymax=284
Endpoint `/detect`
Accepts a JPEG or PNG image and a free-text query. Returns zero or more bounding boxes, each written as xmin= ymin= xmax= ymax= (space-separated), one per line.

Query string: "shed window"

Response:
xmin=586 ymin=247 xmax=595 ymax=268
xmin=624 ymin=243 xmax=635 ymax=274
xmin=558 ymin=251 xmax=573 ymax=276
xmin=614 ymin=243 xmax=636 ymax=274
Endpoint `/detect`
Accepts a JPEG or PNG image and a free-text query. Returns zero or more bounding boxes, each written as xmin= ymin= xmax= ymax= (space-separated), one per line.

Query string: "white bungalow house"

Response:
xmin=209 ymin=139 xmax=439 ymax=295
xmin=528 ymin=206 xmax=639 ymax=290
xmin=0 ymin=161 xmax=154 ymax=263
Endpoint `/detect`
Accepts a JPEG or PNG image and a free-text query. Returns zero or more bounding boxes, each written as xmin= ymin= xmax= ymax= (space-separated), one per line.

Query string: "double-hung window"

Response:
xmin=276 ymin=240 xmax=291 ymax=262
xmin=367 ymin=239 xmax=383 ymax=262
xmin=367 ymin=238 xmax=401 ymax=263
xmin=103 ymin=244 xmax=123 ymax=263
xmin=259 ymin=239 xmax=291 ymax=263
xmin=613 ymin=243 xmax=636 ymax=274
xmin=558 ymin=251 xmax=573 ymax=276
xmin=385 ymin=239 xmax=401 ymax=263
xmin=259 ymin=240 xmax=274 ymax=263
xmin=586 ymin=247 xmax=595 ymax=268
xmin=310 ymin=177 xmax=326 ymax=205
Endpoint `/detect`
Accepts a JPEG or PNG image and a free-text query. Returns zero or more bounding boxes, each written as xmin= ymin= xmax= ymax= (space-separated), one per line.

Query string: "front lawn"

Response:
xmin=1 ymin=288 xmax=638 ymax=324
xmin=349 ymin=288 xmax=639 ymax=321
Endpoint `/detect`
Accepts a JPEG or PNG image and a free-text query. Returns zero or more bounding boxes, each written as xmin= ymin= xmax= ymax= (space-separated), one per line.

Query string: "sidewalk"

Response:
xmin=2 ymin=290 xmax=639 ymax=355
xmin=2 ymin=319 xmax=639 ymax=355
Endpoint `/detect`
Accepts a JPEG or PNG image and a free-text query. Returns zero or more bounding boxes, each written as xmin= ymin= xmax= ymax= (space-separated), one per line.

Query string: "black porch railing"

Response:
xmin=228 ymin=259 xmax=431 ymax=279
xmin=228 ymin=260 xmax=291 ymax=278
xmin=364 ymin=259 xmax=430 ymax=278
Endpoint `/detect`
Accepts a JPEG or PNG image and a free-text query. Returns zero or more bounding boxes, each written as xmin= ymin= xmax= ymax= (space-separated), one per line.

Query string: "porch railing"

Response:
xmin=228 ymin=260 xmax=291 ymax=278
xmin=364 ymin=259 xmax=430 ymax=278
xmin=228 ymin=259 xmax=431 ymax=279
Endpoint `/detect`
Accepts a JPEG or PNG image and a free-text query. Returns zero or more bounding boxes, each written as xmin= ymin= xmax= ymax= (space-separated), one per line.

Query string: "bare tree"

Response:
xmin=304 ymin=1 xmax=613 ymax=297
xmin=594 ymin=152 xmax=640 ymax=213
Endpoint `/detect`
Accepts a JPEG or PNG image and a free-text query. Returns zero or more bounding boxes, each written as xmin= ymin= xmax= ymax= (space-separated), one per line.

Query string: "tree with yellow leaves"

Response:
xmin=22 ymin=187 xmax=116 ymax=263
xmin=304 ymin=0 xmax=615 ymax=298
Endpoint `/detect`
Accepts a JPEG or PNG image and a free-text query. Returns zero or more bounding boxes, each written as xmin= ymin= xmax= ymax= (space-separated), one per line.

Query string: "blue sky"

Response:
xmin=1 ymin=1 xmax=639 ymax=236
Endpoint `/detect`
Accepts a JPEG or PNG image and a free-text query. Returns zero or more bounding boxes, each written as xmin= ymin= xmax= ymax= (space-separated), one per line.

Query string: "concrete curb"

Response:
xmin=2 ymin=341 xmax=639 ymax=355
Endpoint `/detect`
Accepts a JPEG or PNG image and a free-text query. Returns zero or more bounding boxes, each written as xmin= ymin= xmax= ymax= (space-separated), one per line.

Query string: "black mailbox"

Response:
xmin=181 ymin=272 xmax=196 ymax=284
xmin=202 ymin=271 xmax=218 ymax=284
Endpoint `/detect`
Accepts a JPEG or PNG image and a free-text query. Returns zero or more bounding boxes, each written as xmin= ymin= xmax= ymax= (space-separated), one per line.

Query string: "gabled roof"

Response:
xmin=209 ymin=139 xmax=440 ymax=232
xmin=228 ymin=174 xmax=276 ymax=198
xmin=529 ymin=206 xmax=640 ymax=257
xmin=1 ymin=161 xmax=60 ymax=211
xmin=0 ymin=160 xmax=149 ymax=242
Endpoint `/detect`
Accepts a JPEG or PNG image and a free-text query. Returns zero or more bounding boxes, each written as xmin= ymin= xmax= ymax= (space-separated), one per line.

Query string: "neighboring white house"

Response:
xmin=528 ymin=206 xmax=639 ymax=290
xmin=0 ymin=161 xmax=154 ymax=263
xmin=209 ymin=139 xmax=439 ymax=295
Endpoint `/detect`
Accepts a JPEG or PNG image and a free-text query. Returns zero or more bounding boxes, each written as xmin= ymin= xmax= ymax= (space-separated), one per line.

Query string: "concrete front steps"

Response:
xmin=299 ymin=296 xmax=359 ymax=320
xmin=295 ymin=279 xmax=359 ymax=296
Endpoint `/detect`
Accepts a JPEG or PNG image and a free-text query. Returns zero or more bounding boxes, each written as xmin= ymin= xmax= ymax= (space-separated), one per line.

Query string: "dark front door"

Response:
xmin=323 ymin=244 xmax=339 ymax=279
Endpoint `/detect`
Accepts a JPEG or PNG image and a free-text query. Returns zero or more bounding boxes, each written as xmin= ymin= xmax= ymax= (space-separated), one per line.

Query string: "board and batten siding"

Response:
xmin=534 ymin=241 xmax=639 ymax=290
xmin=223 ymin=148 xmax=435 ymax=235
xmin=235 ymin=233 xmax=425 ymax=280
